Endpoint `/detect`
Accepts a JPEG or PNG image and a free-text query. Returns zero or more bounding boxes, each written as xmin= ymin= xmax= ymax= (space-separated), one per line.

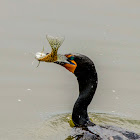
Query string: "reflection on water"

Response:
xmin=27 ymin=113 xmax=140 ymax=140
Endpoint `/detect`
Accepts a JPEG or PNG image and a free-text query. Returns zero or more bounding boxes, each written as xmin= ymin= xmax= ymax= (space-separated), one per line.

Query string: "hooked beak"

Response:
xmin=54 ymin=54 xmax=77 ymax=73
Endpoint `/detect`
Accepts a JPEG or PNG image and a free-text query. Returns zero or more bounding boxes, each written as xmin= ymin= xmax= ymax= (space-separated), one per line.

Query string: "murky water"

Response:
xmin=30 ymin=113 xmax=140 ymax=139
xmin=1 ymin=113 xmax=140 ymax=140
xmin=0 ymin=0 xmax=140 ymax=139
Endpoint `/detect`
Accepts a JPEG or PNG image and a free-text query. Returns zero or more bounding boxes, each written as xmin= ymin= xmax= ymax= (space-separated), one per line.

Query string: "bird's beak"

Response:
xmin=54 ymin=54 xmax=77 ymax=73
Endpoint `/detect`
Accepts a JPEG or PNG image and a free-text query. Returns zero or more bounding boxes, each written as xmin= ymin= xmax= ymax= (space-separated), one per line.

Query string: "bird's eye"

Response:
xmin=69 ymin=56 xmax=74 ymax=60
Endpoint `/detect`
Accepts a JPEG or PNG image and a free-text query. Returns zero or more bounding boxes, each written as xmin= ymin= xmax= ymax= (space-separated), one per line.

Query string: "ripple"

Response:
xmin=27 ymin=112 xmax=140 ymax=140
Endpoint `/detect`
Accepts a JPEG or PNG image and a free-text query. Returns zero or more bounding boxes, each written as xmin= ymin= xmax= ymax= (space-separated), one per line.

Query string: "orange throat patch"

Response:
xmin=64 ymin=60 xmax=77 ymax=73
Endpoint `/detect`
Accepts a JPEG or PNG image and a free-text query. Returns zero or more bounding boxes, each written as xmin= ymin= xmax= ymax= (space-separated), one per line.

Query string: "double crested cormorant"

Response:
xmin=53 ymin=53 xmax=140 ymax=140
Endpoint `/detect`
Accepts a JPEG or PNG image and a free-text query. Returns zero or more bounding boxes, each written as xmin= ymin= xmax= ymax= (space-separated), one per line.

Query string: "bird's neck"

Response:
xmin=72 ymin=70 xmax=98 ymax=126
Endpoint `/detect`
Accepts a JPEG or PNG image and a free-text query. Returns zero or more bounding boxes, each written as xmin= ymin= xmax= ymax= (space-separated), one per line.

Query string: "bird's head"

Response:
xmin=54 ymin=53 xmax=95 ymax=78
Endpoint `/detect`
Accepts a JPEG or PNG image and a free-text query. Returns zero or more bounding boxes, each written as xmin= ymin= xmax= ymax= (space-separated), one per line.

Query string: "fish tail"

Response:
xmin=46 ymin=35 xmax=65 ymax=51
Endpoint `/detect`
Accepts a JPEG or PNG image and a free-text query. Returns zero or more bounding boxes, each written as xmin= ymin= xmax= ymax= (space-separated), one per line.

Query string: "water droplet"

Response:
xmin=27 ymin=88 xmax=32 ymax=91
xmin=112 ymin=90 xmax=115 ymax=93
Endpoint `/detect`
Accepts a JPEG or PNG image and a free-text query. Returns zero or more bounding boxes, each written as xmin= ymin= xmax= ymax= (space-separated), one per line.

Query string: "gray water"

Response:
xmin=0 ymin=0 xmax=140 ymax=139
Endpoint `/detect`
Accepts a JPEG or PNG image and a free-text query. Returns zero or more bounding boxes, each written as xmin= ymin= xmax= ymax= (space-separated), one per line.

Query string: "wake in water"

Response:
xmin=27 ymin=113 xmax=140 ymax=140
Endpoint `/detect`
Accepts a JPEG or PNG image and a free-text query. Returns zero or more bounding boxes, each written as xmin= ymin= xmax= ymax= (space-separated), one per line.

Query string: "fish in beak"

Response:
xmin=35 ymin=35 xmax=77 ymax=73
xmin=35 ymin=35 xmax=64 ymax=63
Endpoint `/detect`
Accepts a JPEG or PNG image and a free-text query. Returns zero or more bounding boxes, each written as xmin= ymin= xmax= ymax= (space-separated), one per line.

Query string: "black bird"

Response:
xmin=52 ymin=53 xmax=140 ymax=140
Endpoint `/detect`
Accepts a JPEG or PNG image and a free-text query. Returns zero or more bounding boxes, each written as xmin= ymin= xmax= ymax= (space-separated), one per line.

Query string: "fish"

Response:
xmin=35 ymin=35 xmax=65 ymax=63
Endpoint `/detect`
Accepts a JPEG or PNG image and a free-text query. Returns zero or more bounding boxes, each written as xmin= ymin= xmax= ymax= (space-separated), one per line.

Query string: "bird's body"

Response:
xmin=67 ymin=125 xmax=140 ymax=140
xmin=62 ymin=54 xmax=140 ymax=140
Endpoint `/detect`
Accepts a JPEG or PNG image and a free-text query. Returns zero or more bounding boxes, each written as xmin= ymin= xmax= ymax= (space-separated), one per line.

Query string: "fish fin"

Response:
xmin=46 ymin=35 xmax=65 ymax=50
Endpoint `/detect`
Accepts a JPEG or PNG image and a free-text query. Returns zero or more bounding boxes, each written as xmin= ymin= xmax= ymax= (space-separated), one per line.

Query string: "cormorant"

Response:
xmin=53 ymin=53 xmax=140 ymax=140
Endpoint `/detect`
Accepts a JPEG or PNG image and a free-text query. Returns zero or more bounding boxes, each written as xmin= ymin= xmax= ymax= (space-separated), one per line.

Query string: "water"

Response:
xmin=31 ymin=113 xmax=140 ymax=139
xmin=1 ymin=113 xmax=140 ymax=140
xmin=0 ymin=0 xmax=140 ymax=139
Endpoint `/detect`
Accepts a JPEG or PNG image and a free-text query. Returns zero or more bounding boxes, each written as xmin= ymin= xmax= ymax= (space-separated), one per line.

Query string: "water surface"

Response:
xmin=0 ymin=0 xmax=140 ymax=139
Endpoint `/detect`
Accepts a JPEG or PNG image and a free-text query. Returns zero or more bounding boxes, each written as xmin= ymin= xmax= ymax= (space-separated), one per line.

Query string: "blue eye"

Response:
xmin=70 ymin=56 xmax=74 ymax=60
